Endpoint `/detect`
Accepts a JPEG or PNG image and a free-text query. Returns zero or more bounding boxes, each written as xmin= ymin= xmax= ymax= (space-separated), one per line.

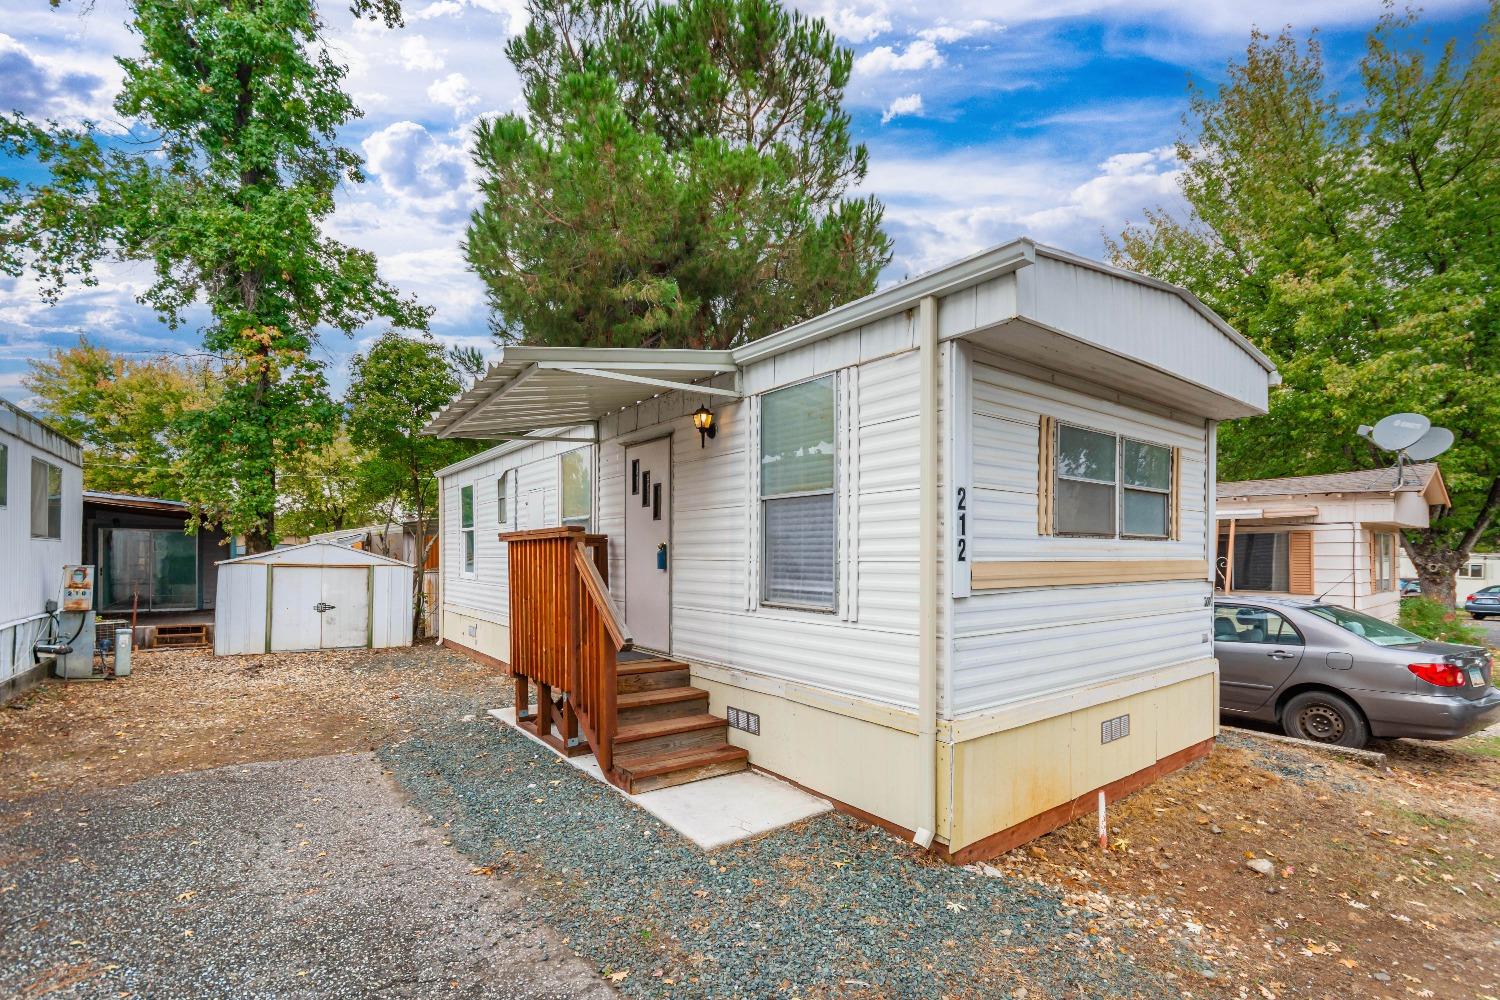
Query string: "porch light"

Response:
xmin=692 ymin=404 xmax=717 ymax=448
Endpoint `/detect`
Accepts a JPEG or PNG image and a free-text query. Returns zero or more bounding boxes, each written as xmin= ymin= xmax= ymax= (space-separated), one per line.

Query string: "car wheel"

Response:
xmin=1281 ymin=691 xmax=1369 ymax=749
xmin=1474 ymin=614 xmax=1488 ymax=621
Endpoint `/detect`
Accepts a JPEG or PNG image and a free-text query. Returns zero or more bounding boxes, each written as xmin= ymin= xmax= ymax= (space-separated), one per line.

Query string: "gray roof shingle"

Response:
xmin=1218 ymin=463 xmax=1439 ymax=499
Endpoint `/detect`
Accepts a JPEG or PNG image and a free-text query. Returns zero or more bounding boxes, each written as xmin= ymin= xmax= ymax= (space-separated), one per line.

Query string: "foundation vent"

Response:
xmin=1101 ymin=714 xmax=1130 ymax=745
xmin=726 ymin=706 xmax=760 ymax=736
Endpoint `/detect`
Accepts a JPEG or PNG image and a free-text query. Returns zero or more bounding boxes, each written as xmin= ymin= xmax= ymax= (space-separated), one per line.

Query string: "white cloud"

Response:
xmin=0 ymin=32 xmax=112 ymax=120
xmin=880 ymin=93 xmax=923 ymax=124
xmin=917 ymin=20 xmax=998 ymax=43
xmin=412 ymin=1 xmax=465 ymax=20
xmin=399 ymin=35 xmax=445 ymax=71
xmin=427 ymin=72 xmax=480 ymax=115
xmin=801 ymin=1 xmax=892 ymax=42
xmin=854 ymin=39 xmax=943 ymax=76
xmin=361 ymin=121 xmax=473 ymax=213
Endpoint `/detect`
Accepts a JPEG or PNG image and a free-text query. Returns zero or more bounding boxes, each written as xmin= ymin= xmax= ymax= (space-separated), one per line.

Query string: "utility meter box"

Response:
xmin=62 ymin=565 xmax=95 ymax=612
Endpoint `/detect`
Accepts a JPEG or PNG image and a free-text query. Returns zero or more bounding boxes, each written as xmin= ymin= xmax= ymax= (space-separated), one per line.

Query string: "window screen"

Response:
xmin=1055 ymin=424 xmax=1115 ymax=536
xmin=561 ymin=450 xmax=591 ymax=529
xmin=761 ymin=376 xmax=836 ymax=609
xmin=1221 ymin=532 xmax=1289 ymax=592
xmin=460 ymin=484 xmax=475 ymax=574
xmin=1121 ymin=439 xmax=1171 ymax=537
xmin=30 ymin=458 xmax=61 ymax=539
xmin=496 ymin=470 xmax=509 ymax=525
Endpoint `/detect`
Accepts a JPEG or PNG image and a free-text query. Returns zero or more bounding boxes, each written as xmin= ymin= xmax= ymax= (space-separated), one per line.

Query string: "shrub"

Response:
xmin=1399 ymin=597 xmax=1487 ymax=646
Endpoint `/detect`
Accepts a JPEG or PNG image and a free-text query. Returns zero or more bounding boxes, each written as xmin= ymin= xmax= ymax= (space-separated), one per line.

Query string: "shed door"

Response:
xmin=269 ymin=566 xmax=371 ymax=651
xmin=320 ymin=568 xmax=371 ymax=649
xmin=269 ymin=567 xmax=322 ymax=652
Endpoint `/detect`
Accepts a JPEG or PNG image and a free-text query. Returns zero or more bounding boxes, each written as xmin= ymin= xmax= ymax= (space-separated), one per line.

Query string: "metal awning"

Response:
xmin=1215 ymin=505 xmax=1320 ymax=522
xmin=423 ymin=346 xmax=740 ymax=440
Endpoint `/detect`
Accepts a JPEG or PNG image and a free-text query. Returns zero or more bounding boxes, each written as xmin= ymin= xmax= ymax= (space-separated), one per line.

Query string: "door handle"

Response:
xmin=1267 ymin=649 xmax=1296 ymax=660
xmin=657 ymin=543 xmax=668 ymax=571
xmin=314 ymin=602 xmax=336 ymax=613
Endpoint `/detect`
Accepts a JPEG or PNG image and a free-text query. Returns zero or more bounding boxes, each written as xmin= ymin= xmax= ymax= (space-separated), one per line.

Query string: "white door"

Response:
xmin=320 ymin=568 xmax=370 ymax=649
xmin=269 ymin=566 xmax=321 ymax=652
xmin=269 ymin=566 xmax=371 ymax=651
xmin=624 ymin=437 xmax=671 ymax=652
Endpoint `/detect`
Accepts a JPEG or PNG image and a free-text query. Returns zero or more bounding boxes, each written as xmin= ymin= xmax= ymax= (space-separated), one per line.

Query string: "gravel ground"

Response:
xmin=380 ymin=709 xmax=1182 ymax=999
xmin=0 ymin=753 xmax=614 ymax=1000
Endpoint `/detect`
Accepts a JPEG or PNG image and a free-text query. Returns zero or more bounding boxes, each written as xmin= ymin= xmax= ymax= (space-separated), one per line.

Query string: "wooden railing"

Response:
xmin=502 ymin=527 xmax=631 ymax=768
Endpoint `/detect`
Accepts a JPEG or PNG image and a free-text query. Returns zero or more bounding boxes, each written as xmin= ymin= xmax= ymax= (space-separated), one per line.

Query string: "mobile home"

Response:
xmin=1 ymin=400 xmax=83 ymax=698
xmin=1217 ymin=464 xmax=1449 ymax=622
xmin=429 ymin=238 xmax=1278 ymax=860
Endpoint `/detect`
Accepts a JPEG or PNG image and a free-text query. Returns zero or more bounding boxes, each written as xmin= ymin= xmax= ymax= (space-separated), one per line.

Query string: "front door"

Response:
xmin=624 ymin=437 xmax=671 ymax=651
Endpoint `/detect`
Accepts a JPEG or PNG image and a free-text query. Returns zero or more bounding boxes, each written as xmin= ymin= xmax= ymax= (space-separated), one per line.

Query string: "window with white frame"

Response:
xmin=560 ymin=450 xmax=591 ymax=530
xmin=1053 ymin=423 xmax=1173 ymax=538
xmin=1459 ymin=561 xmax=1485 ymax=579
xmin=30 ymin=457 xmax=61 ymax=539
xmin=1374 ymin=532 xmax=1397 ymax=591
xmin=496 ymin=469 xmax=510 ymax=526
xmin=460 ymin=484 xmax=475 ymax=574
xmin=760 ymin=375 xmax=836 ymax=610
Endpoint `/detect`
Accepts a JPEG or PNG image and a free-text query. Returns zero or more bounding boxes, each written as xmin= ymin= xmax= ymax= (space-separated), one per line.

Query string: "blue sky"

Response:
xmin=0 ymin=0 xmax=1490 ymax=405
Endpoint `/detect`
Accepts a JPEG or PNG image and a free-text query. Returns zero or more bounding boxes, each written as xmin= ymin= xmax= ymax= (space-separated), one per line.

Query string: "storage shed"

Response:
xmin=213 ymin=542 xmax=414 ymax=655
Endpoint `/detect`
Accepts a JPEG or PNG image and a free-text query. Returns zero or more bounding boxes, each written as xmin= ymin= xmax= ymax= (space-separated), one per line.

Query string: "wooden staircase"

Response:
xmin=502 ymin=528 xmax=749 ymax=796
xmin=611 ymin=658 xmax=748 ymax=793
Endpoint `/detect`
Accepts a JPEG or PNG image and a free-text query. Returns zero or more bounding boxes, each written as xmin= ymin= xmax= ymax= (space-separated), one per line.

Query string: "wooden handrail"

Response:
xmin=573 ymin=542 xmax=631 ymax=648
xmin=502 ymin=526 xmax=629 ymax=778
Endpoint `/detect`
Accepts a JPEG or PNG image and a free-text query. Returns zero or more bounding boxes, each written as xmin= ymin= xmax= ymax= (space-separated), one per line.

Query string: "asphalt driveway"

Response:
xmin=0 ymin=753 xmax=614 ymax=1000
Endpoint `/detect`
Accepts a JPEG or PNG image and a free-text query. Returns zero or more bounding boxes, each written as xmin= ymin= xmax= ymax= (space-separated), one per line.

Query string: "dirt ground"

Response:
xmin=991 ymin=728 xmax=1500 ymax=999
xmin=0 ymin=642 xmax=498 ymax=803
xmin=5 ymin=644 xmax=1500 ymax=998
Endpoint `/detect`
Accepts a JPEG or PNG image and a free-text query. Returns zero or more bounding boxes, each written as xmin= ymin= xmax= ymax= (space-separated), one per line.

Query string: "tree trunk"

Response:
xmin=1405 ymin=537 xmax=1464 ymax=607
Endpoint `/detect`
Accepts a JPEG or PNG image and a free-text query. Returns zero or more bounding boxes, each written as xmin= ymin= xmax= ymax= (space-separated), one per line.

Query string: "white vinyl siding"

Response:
xmin=956 ymin=357 xmax=1212 ymax=715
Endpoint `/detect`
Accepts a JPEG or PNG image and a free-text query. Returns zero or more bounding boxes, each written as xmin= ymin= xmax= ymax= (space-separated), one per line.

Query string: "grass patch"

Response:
xmin=1391 ymin=804 xmax=1471 ymax=831
xmin=1455 ymin=734 xmax=1500 ymax=760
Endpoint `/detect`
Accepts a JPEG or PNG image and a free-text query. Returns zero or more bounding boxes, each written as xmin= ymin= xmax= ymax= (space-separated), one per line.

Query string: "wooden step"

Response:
xmin=612 ymin=712 xmax=728 ymax=758
xmin=617 ymin=659 xmax=691 ymax=693
xmin=616 ymin=685 xmax=709 ymax=726
xmin=613 ymin=743 xmax=749 ymax=794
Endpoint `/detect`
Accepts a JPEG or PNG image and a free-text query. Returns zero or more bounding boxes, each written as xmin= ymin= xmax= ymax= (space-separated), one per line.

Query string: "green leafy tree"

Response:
xmin=466 ymin=0 xmax=891 ymax=349
xmin=23 ymin=337 xmax=218 ymax=498
xmin=1110 ymin=9 xmax=1500 ymax=604
xmin=277 ymin=429 xmax=377 ymax=538
xmin=346 ymin=332 xmax=482 ymax=629
xmin=1 ymin=0 xmax=428 ymax=551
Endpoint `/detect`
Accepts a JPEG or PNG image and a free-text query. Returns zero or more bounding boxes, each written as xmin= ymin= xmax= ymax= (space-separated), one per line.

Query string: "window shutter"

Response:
xmin=1169 ymin=446 xmax=1182 ymax=541
xmin=1037 ymin=415 xmax=1055 ymax=535
xmin=1289 ymin=531 xmax=1315 ymax=595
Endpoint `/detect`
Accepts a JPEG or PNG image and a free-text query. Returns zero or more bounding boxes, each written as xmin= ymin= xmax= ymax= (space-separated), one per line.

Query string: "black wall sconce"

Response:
xmin=692 ymin=404 xmax=717 ymax=448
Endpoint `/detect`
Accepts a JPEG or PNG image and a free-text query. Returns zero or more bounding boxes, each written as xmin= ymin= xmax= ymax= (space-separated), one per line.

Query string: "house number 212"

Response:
xmin=955 ymin=487 xmax=967 ymax=562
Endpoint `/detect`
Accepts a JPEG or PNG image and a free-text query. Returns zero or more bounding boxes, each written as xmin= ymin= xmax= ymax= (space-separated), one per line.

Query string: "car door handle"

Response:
xmin=1266 ymin=650 xmax=1297 ymax=660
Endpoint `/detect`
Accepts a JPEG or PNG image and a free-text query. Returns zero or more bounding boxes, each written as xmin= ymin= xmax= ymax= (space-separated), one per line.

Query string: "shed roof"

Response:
xmin=216 ymin=540 xmax=412 ymax=568
xmin=84 ymin=491 xmax=190 ymax=513
xmin=1218 ymin=463 xmax=1449 ymax=505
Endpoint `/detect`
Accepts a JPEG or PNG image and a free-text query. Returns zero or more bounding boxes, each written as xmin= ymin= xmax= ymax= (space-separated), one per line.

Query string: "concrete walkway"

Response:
xmin=0 ymin=754 xmax=614 ymax=999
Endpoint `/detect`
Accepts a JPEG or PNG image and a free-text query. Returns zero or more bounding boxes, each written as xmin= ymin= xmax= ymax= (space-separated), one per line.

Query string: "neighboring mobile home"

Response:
xmin=429 ymin=238 xmax=1278 ymax=861
xmin=1399 ymin=549 xmax=1500 ymax=601
xmin=1216 ymin=464 xmax=1449 ymax=623
xmin=1 ymin=400 xmax=83 ymax=698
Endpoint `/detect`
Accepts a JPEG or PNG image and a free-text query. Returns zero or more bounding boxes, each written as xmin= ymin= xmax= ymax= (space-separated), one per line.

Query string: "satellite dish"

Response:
xmin=1405 ymin=426 xmax=1454 ymax=462
xmin=1370 ymin=412 xmax=1430 ymax=451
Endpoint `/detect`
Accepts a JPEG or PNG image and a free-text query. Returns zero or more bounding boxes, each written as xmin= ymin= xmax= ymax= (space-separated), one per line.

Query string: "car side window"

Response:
xmin=1214 ymin=605 xmax=1303 ymax=646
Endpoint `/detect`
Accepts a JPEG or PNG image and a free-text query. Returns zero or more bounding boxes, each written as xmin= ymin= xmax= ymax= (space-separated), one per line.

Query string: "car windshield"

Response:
xmin=1304 ymin=604 xmax=1424 ymax=647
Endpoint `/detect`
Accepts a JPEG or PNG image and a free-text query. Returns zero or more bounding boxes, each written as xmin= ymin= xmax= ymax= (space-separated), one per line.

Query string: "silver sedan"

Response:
xmin=1214 ymin=596 xmax=1499 ymax=748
